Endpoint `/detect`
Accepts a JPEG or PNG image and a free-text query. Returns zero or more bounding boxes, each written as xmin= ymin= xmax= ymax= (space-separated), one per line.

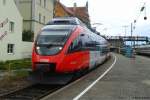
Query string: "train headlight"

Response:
xmin=59 ymin=47 xmax=62 ymax=50
xmin=35 ymin=46 xmax=63 ymax=55
xmin=36 ymin=46 xmax=40 ymax=50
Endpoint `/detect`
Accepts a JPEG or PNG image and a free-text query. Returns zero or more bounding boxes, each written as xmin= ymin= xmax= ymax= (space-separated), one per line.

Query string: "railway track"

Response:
xmin=0 ymin=84 xmax=63 ymax=100
xmin=0 ymin=57 xmax=111 ymax=100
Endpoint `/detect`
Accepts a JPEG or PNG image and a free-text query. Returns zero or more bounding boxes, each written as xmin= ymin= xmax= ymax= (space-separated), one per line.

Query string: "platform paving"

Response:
xmin=42 ymin=54 xmax=150 ymax=100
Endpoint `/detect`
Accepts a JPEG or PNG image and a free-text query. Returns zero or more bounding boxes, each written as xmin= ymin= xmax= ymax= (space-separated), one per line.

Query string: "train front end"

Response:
xmin=30 ymin=25 xmax=76 ymax=84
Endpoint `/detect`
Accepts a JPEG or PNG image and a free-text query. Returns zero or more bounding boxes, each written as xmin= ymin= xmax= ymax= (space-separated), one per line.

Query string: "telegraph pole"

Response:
xmin=122 ymin=25 xmax=128 ymax=36
xmin=131 ymin=23 xmax=133 ymax=46
xmin=122 ymin=25 xmax=128 ymax=45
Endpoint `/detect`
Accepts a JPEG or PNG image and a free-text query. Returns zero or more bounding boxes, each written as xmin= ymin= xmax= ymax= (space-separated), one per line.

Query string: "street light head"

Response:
xmin=134 ymin=20 xmax=136 ymax=23
xmin=144 ymin=16 xmax=147 ymax=20
xmin=140 ymin=6 xmax=145 ymax=12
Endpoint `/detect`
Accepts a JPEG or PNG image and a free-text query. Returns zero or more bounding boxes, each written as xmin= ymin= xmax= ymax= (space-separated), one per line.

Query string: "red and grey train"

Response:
xmin=31 ymin=17 xmax=110 ymax=84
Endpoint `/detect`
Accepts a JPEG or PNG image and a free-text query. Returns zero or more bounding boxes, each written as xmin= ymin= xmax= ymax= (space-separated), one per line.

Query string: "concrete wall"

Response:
xmin=0 ymin=0 xmax=32 ymax=61
xmin=20 ymin=42 xmax=33 ymax=58
xmin=33 ymin=0 xmax=54 ymax=37
xmin=0 ymin=0 xmax=23 ymax=61
xmin=15 ymin=0 xmax=54 ymax=38
xmin=15 ymin=0 xmax=32 ymax=31
xmin=15 ymin=0 xmax=32 ymax=20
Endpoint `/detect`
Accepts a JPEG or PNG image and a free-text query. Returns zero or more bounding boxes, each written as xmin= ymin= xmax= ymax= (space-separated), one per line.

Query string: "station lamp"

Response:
xmin=140 ymin=3 xmax=147 ymax=20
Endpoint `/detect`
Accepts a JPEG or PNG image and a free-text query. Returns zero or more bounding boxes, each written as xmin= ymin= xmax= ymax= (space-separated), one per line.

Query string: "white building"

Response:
xmin=15 ymin=0 xmax=54 ymax=39
xmin=0 ymin=0 xmax=32 ymax=61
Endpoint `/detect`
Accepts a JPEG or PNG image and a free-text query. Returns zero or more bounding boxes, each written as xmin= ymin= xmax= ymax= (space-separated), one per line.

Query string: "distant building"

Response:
xmin=15 ymin=0 xmax=54 ymax=40
xmin=54 ymin=0 xmax=90 ymax=27
xmin=0 ymin=0 xmax=32 ymax=61
xmin=105 ymin=36 xmax=124 ymax=53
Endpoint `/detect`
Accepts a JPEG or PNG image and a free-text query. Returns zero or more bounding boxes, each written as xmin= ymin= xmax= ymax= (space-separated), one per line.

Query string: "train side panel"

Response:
xmin=59 ymin=51 xmax=89 ymax=72
xmin=32 ymin=25 xmax=110 ymax=73
xmin=57 ymin=26 xmax=90 ymax=72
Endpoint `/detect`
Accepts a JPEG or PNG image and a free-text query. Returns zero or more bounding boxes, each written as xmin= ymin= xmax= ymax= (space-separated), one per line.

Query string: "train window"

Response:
xmin=82 ymin=34 xmax=97 ymax=50
xmin=101 ymin=46 xmax=109 ymax=55
xmin=68 ymin=36 xmax=82 ymax=53
xmin=35 ymin=29 xmax=70 ymax=56
xmin=83 ymin=34 xmax=108 ymax=51
xmin=80 ymin=34 xmax=92 ymax=47
xmin=37 ymin=29 xmax=69 ymax=45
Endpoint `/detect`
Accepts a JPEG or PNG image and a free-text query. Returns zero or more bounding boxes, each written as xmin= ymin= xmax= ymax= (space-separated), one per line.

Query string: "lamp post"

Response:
xmin=127 ymin=2 xmax=148 ymax=57
xmin=122 ymin=25 xmax=128 ymax=46
xmin=141 ymin=3 xmax=147 ymax=20
xmin=131 ymin=23 xmax=133 ymax=46
xmin=130 ymin=2 xmax=147 ymax=49
xmin=122 ymin=25 xmax=128 ymax=36
xmin=134 ymin=2 xmax=147 ymax=25
xmin=91 ymin=23 xmax=103 ymax=35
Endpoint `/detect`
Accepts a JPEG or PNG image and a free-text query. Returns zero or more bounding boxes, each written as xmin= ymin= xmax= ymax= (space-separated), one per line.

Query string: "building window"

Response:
xmin=3 ymin=0 xmax=6 ymax=5
xmin=7 ymin=44 xmax=14 ymax=54
xmin=43 ymin=16 xmax=46 ymax=24
xmin=39 ymin=13 xmax=41 ymax=23
xmin=9 ymin=21 xmax=14 ymax=32
xmin=44 ymin=0 xmax=46 ymax=8
xmin=39 ymin=0 xmax=42 ymax=6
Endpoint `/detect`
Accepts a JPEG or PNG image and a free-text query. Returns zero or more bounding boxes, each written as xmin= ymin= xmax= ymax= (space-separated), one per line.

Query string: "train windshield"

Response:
xmin=36 ymin=29 xmax=70 ymax=55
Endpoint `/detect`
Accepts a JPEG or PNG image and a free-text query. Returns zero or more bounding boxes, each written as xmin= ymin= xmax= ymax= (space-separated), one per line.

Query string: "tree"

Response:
xmin=22 ymin=30 xmax=34 ymax=42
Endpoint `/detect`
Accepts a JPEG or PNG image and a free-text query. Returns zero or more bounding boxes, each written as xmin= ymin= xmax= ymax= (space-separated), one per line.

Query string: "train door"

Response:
xmin=81 ymin=34 xmax=97 ymax=69
xmin=62 ymin=35 xmax=89 ymax=72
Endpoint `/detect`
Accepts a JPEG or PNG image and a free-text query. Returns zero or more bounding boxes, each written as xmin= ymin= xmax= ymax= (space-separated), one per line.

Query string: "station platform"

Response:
xmin=42 ymin=54 xmax=150 ymax=100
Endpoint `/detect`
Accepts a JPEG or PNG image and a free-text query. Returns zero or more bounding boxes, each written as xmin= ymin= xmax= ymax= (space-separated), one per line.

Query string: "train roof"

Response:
xmin=44 ymin=17 xmax=107 ymax=43
xmin=46 ymin=17 xmax=86 ymax=26
xmin=42 ymin=25 xmax=77 ymax=31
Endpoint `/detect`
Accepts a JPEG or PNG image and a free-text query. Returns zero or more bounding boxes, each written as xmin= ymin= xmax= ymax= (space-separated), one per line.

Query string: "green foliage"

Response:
xmin=22 ymin=30 xmax=34 ymax=42
xmin=0 ymin=58 xmax=31 ymax=70
xmin=14 ymin=70 xmax=29 ymax=78
xmin=0 ymin=61 xmax=7 ymax=70
xmin=0 ymin=70 xmax=29 ymax=85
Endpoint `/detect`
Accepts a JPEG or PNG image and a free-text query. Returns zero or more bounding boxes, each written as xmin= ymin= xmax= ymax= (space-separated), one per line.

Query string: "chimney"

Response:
xmin=73 ymin=2 xmax=77 ymax=11
xmin=86 ymin=1 xmax=88 ymax=9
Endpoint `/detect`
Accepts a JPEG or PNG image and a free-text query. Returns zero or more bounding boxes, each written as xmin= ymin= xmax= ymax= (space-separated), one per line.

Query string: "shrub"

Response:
xmin=0 ymin=58 xmax=31 ymax=70
xmin=22 ymin=30 xmax=34 ymax=42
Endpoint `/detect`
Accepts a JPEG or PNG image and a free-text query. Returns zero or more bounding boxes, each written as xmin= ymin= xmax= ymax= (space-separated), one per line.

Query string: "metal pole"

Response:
xmin=122 ymin=25 xmax=128 ymax=46
xmin=123 ymin=25 xmax=128 ymax=36
xmin=131 ymin=23 xmax=133 ymax=46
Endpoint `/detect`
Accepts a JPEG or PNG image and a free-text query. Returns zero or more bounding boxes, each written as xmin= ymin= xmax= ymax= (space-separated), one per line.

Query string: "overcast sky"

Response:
xmin=60 ymin=0 xmax=150 ymax=37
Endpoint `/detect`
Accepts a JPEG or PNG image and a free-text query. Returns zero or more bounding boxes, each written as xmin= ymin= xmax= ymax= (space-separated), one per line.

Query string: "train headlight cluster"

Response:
xmin=36 ymin=46 xmax=40 ymax=50
xmin=59 ymin=47 xmax=62 ymax=50
xmin=35 ymin=45 xmax=63 ymax=55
